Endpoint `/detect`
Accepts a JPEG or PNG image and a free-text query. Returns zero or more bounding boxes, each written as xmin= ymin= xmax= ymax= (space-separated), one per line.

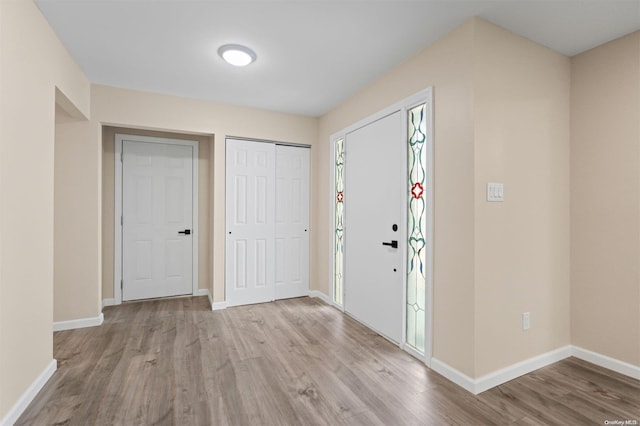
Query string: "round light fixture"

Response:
xmin=218 ymin=44 xmax=257 ymax=67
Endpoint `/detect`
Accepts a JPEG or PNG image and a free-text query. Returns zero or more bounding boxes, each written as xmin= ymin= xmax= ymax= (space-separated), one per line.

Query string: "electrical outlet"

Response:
xmin=522 ymin=312 xmax=530 ymax=331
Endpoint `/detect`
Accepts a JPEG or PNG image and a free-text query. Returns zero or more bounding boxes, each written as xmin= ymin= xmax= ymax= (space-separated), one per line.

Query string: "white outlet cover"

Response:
xmin=522 ymin=312 xmax=530 ymax=330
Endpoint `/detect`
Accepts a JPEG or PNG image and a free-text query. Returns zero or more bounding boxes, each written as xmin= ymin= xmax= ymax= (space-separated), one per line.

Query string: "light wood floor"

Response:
xmin=18 ymin=296 xmax=640 ymax=425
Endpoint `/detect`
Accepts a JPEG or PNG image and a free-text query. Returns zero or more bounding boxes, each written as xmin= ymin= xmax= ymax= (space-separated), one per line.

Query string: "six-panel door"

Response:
xmin=122 ymin=140 xmax=194 ymax=301
xmin=275 ymin=146 xmax=310 ymax=300
xmin=226 ymin=140 xmax=277 ymax=306
xmin=225 ymin=139 xmax=310 ymax=306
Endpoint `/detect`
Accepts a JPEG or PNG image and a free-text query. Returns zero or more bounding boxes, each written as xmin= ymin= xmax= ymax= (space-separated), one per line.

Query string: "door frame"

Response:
xmin=329 ymin=88 xmax=434 ymax=366
xmin=114 ymin=133 xmax=199 ymax=305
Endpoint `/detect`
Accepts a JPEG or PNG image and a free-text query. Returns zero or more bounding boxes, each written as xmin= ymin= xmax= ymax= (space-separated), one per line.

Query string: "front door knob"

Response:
xmin=382 ymin=240 xmax=398 ymax=249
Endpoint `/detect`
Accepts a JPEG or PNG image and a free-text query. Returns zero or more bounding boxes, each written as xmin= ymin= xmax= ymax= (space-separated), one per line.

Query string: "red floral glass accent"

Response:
xmin=337 ymin=191 xmax=344 ymax=203
xmin=411 ymin=182 xmax=424 ymax=199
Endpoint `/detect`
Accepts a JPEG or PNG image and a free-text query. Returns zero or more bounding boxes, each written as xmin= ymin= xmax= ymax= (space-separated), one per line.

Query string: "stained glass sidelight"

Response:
xmin=407 ymin=104 xmax=427 ymax=353
xmin=334 ymin=138 xmax=345 ymax=305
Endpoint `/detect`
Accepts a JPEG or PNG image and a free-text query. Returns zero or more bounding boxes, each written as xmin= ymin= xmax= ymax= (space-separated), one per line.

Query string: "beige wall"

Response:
xmin=0 ymin=0 xmax=90 ymax=420
xmin=473 ymin=20 xmax=571 ymax=376
xmin=54 ymin=117 xmax=102 ymax=322
xmin=101 ymin=127 xmax=212 ymax=300
xmin=570 ymin=31 xmax=640 ymax=366
xmin=319 ymin=20 xmax=477 ymax=376
xmin=318 ymin=18 xmax=572 ymax=378
xmin=91 ymin=85 xmax=318 ymax=303
xmin=1 ymin=3 xmax=637 ymax=420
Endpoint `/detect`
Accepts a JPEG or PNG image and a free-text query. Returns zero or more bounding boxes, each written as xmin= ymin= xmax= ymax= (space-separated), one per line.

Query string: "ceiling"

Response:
xmin=35 ymin=0 xmax=640 ymax=117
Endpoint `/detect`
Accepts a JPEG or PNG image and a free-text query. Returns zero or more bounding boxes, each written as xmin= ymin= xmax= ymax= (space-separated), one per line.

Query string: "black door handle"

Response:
xmin=178 ymin=229 xmax=191 ymax=235
xmin=382 ymin=240 xmax=398 ymax=249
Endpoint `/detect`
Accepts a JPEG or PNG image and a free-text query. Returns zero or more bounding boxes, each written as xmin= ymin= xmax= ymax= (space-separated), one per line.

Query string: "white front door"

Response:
xmin=226 ymin=140 xmax=276 ymax=306
xmin=344 ymin=111 xmax=404 ymax=343
xmin=122 ymin=141 xmax=194 ymax=301
xmin=275 ymin=145 xmax=310 ymax=299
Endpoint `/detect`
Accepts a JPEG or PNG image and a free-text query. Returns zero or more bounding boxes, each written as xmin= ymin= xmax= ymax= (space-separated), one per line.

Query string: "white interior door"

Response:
xmin=122 ymin=141 xmax=193 ymax=301
xmin=275 ymin=146 xmax=310 ymax=299
xmin=344 ymin=111 xmax=404 ymax=343
xmin=226 ymin=139 xmax=276 ymax=306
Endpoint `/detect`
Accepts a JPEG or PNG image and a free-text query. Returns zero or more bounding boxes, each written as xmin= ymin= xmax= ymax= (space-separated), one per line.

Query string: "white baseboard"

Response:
xmin=0 ymin=359 xmax=57 ymax=426
xmin=431 ymin=358 xmax=476 ymax=393
xmin=211 ymin=301 xmax=227 ymax=311
xmin=308 ymin=290 xmax=345 ymax=311
xmin=431 ymin=345 xmax=639 ymax=394
xmin=102 ymin=298 xmax=115 ymax=309
xmin=196 ymin=289 xmax=217 ymax=310
xmin=432 ymin=346 xmax=572 ymax=394
xmin=307 ymin=290 xmax=332 ymax=305
xmin=196 ymin=288 xmax=209 ymax=297
xmin=572 ymin=345 xmax=640 ymax=380
xmin=53 ymin=313 xmax=104 ymax=332
xmin=474 ymin=345 xmax=572 ymax=394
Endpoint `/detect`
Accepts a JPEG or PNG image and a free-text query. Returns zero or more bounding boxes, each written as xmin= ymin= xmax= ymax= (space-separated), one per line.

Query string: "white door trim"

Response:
xmin=329 ymin=88 xmax=434 ymax=366
xmin=114 ymin=133 xmax=199 ymax=305
xmin=227 ymin=135 xmax=311 ymax=149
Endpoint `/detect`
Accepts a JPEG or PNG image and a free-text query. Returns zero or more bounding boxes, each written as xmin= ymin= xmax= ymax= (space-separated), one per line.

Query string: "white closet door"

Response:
xmin=122 ymin=141 xmax=193 ymax=301
xmin=275 ymin=146 xmax=310 ymax=299
xmin=225 ymin=139 xmax=276 ymax=306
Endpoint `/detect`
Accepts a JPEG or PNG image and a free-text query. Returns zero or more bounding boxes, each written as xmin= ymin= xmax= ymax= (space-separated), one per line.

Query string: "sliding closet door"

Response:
xmin=275 ymin=146 xmax=310 ymax=299
xmin=226 ymin=139 xmax=310 ymax=307
xmin=226 ymin=139 xmax=276 ymax=307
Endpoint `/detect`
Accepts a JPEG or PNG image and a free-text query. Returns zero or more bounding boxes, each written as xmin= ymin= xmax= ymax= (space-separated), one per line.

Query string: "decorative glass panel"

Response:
xmin=407 ymin=104 xmax=427 ymax=353
xmin=334 ymin=138 xmax=345 ymax=305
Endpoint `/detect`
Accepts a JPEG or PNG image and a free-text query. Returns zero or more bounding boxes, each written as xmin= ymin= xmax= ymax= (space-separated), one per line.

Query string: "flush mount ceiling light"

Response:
xmin=218 ymin=44 xmax=257 ymax=67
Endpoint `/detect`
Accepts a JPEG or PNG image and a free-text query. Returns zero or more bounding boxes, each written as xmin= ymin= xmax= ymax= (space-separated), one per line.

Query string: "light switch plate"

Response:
xmin=487 ymin=182 xmax=504 ymax=202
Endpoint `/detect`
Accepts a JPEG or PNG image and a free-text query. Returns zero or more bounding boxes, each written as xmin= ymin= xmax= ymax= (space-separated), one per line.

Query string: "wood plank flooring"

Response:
xmin=17 ymin=296 xmax=640 ymax=425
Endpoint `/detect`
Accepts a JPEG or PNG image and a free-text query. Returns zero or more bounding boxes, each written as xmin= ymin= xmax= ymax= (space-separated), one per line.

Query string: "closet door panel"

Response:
xmin=225 ymin=140 xmax=309 ymax=306
xmin=275 ymin=145 xmax=310 ymax=300
xmin=226 ymin=139 xmax=276 ymax=306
